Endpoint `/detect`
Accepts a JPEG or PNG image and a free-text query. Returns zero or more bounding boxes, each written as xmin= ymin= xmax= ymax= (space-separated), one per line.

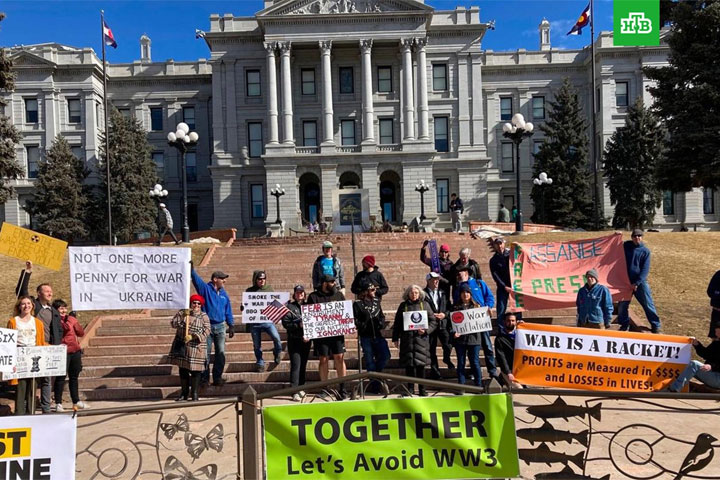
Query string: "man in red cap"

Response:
xmin=420 ymin=240 xmax=454 ymax=297
xmin=351 ymin=255 xmax=389 ymax=303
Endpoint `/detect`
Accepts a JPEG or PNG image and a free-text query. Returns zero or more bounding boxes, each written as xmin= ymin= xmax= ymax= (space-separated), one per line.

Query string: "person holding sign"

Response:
xmin=420 ymin=240 xmax=453 ymax=297
xmin=452 ymin=284 xmax=487 ymax=388
xmin=576 ymin=269 xmax=614 ymax=330
xmin=495 ymin=313 xmax=523 ymax=389
xmin=169 ymin=295 xmax=211 ymax=401
xmin=668 ymin=327 xmax=720 ymax=392
xmin=281 ymin=285 xmax=311 ymax=401
xmin=353 ymin=280 xmax=390 ymax=394
xmin=245 ymin=271 xmax=284 ymax=372
xmin=489 ymin=237 xmax=522 ymax=325
xmin=392 ymin=285 xmax=436 ymax=396
xmin=7 ymin=296 xmax=46 ymax=415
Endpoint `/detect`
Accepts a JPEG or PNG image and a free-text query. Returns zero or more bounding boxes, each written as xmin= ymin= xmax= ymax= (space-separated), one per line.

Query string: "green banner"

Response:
xmin=614 ymin=0 xmax=660 ymax=46
xmin=263 ymin=394 xmax=519 ymax=480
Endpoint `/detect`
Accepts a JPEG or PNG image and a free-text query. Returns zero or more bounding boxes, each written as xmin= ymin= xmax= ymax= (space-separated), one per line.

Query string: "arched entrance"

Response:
xmin=339 ymin=171 xmax=361 ymax=189
xmin=379 ymin=170 xmax=401 ymax=223
xmin=299 ymin=173 xmax=321 ymax=224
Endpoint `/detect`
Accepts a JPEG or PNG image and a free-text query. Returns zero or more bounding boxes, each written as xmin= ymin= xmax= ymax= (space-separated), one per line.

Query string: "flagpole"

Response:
xmin=101 ymin=10 xmax=113 ymax=245
xmin=590 ymin=0 xmax=600 ymax=230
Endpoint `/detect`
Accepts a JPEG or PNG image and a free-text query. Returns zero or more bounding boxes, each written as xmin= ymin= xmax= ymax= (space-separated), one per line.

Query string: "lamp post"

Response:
xmin=502 ymin=113 xmax=534 ymax=233
xmin=532 ymin=172 xmax=553 ymax=225
xmin=415 ymin=179 xmax=430 ymax=222
xmin=149 ymin=183 xmax=169 ymax=243
xmin=167 ymin=122 xmax=198 ymax=243
xmin=270 ymin=184 xmax=285 ymax=224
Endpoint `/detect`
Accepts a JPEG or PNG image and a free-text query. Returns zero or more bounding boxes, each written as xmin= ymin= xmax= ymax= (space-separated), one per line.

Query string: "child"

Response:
xmin=52 ymin=300 xmax=88 ymax=411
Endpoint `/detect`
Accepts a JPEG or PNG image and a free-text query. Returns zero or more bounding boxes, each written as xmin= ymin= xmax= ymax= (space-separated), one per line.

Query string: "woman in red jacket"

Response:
xmin=52 ymin=300 xmax=88 ymax=412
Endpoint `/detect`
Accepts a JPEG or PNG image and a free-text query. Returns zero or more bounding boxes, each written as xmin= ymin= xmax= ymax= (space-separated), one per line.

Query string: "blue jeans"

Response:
xmin=455 ymin=344 xmax=482 ymax=386
xmin=670 ymin=360 xmax=720 ymax=391
xmin=203 ymin=323 xmax=226 ymax=383
xmin=359 ymin=337 xmax=390 ymax=372
xmin=496 ymin=288 xmax=523 ymax=324
xmin=250 ymin=323 xmax=283 ymax=366
xmin=480 ymin=331 xmax=498 ymax=378
xmin=617 ymin=281 xmax=661 ymax=330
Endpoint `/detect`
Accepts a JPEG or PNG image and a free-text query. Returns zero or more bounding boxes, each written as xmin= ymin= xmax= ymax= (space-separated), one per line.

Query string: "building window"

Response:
xmin=26 ymin=146 xmax=40 ymax=179
xmin=150 ymin=107 xmax=163 ymax=131
xmin=532 ymin=96 xmax=545 ymax=120
xmin=152 ymin=152 xmax=164 ymax=178
xmin=301 ymin=69 xmax=316 ymax=95
xmin=185 ymin=152 xmax=197 ymax=182
xmin=501 ymin=142 xmax=514 ymax=172
xmin=379 ymin=118 xmax=393 ymax=145
xmin=500 ymin=97 xmax=513 ymax=121
xmin=117 ymin=107 xmax=131 ymax=118
xmin=339 ymin=67 xmax=353 ymax=94
xmin=503 ymin=195 xmax=515 ymax=209
xmin=183 ymin=107 xmax=195 ymax=130
xmin=436 ymin=178 xmax=449 ymax=213
xmin=662 ymin=190 xmax=674 ymax=215
xmin=303 ymin=121 xmax=317 ymax=147
xmin=533 ymin=140 xmax=543 ymax=157
xmin=704 ymin=188 xmax=715 ymax=215
xmin=248 ymin=122 xmax=263 ymax=158
xmin=68 ymin=99 xmax=82 ymax=124
xmin=432 ymin=64 xmax=447 ymax=91
xmin=25 ymin=99 xmax=38 ymax=123
xmin=341 ymin=120 xmax=355 ymax=146
xmin=616 ymin=81 xmax=628 ymax=107
xmin=71 ymin=146 xmax=84 ymax=161
xmin=251 ymin=184 xmax=264 ymax=219
xmin=246 ymin=70 xmax=261 ymax=97
xmin=377 ymin=66 xmax=392 ymax=93
xmin=434 ymin=117 xmax=448 ymax=152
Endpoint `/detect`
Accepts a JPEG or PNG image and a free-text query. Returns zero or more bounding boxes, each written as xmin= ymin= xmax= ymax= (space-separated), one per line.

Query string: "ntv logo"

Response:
xmin=620 ymin=12 xmax=652 ymax=34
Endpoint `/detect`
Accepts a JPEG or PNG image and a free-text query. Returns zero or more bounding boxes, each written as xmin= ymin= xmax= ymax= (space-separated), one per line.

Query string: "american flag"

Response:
xmin=261 ymin=300 xmax=290 ymax=324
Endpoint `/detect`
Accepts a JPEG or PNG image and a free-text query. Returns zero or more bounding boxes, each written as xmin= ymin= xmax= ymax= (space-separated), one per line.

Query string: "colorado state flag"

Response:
xmin=567 ymin=3 xmax=591 ymax=35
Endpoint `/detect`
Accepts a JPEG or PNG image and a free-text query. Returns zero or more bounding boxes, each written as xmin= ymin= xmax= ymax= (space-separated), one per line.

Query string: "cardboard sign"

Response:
xmin=2 ymin=345 xmax=67 ymax=380
xmin=0 ymin=327 xmax=17 ymax=373
xmin=242 ymin=292 xmax=291 ymax=323
xmin=513 ymin=323 xmax=693 ymax=392
xmin=302 ymin=300 xmax=356 ymax=340
xmin=403 ymin=310 xmax=429 ymax=331
xmin=0 ymin=414 xmax=76 ymax=478
xmin=0 ymin=223 xmax=67 ymax=271
xmin=450 ymin=307 xmax=493 ymax=336
xmin=69 ymin=247 xmax=191 ymax=310
xmin=264 ymin=394 xmax=519 ymax=480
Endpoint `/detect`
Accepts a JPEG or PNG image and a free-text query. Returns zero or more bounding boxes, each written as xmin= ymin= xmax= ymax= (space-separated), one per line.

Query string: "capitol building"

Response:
xmin=4 ymin=0 xmax=718 ymax=236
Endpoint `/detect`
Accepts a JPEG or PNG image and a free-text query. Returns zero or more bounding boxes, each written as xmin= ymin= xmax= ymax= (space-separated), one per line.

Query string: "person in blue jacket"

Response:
xmin=617 ymin=229 xmax=661 ymax=333
xmin=191 ymin=268 xmax=234 ymax=386
xmin=576 ymin=269 xmax=614 ymax=329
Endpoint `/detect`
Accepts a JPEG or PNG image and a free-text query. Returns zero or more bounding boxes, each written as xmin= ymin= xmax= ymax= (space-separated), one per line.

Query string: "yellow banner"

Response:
xmin=0 ymin=223 xmax=67 ymax=271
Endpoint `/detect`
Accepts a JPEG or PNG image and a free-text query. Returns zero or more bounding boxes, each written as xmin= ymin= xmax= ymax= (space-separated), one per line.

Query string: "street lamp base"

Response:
xmin=181 ymin=227 xmax=190 ymax=244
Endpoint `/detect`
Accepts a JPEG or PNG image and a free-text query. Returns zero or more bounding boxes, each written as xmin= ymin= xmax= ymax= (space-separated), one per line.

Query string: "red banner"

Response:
xmin=509 ymin=233 xmax=633 ymax=311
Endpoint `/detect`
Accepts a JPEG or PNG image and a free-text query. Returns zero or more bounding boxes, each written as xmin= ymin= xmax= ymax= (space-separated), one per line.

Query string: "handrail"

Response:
xmin=76 ymin=396 xmax=238 ymax=417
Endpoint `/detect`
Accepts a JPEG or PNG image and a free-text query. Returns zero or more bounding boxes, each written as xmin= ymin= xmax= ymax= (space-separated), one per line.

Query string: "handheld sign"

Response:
xmin=302 ymin=300 xmax=356 ymax=340
xmin=450 ymin=307 xmax=493 ymax=335
xmin=428 ymin=239 xmax=440 ymax=273
xmin=0 ymin=327 xmax=17 ymax=373
xmin=403 ymin=310 xmax=429 ymax=331
xmin=0 ymin=223 xmax=67 ymax=271
xmin=242 ymin=292 xmax=290 ymax=323
xmin=2 ymin=345 xmax=67 ymax=380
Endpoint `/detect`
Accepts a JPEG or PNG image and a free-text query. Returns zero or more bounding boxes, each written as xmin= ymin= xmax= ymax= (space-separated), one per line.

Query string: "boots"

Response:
xmin=190 ymin=374 xmax=200 ymax=401
xmin=177 ymin=375 xmax=189 ymax=401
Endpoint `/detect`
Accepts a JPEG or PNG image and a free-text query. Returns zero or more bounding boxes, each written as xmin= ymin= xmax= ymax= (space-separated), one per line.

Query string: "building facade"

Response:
xmin=4 ymin=0 xmax=718 ymax=236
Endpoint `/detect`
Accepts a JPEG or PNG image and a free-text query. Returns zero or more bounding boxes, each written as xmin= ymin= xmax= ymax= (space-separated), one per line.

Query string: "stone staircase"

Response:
xmin=79 ymin=233 xmax=576 ymax=401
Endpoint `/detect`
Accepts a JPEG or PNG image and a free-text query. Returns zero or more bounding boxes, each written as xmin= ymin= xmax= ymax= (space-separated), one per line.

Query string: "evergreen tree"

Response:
xmin=94 ymin=108 xmax=158 ymax=243
xmin=26 ymin=136 xmax=89 ymax=242
xmin=530 ymin=78 xmax=594 ymax=229
xmin=603 ymin=98 xmax=666 ymax=229
xmin=644 ymin=1 xmax=720 ymax=191
xmin=0 ymin=13 xmax=24 ymax=204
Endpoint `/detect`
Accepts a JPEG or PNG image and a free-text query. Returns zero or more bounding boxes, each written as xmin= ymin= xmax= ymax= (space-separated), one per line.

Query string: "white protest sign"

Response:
xmin=0 ymin=327 xmax=17 ymax=373
xmin=450 ymin=307 xmax=493 ymax=336
xmin=2 ymin=345 xmax=67 ymax=380
xmin=242 ymin=292 xmax=291 ymax=323
xmin=302 ymin=300 xmax=356 ymax=340
xmin=403 ymin=310 xmax=429 ymax=331
xmin=69 ymin=247 xmax=191 ymax=310
xmin=0 ymin=414 xmax=76 ymax=478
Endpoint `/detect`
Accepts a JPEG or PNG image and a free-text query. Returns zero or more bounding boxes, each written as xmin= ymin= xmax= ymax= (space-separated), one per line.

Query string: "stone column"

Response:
xmin=224 ymin=62 xmax=238 ymax=153
xmin=279 ymin=42 xmax=294 ymax=145
xmin=265 ymin=42 xmax=279 ymax=145
xmin=400 ymin=38 xmax=415 ymax=141
xmin=360 ymin=39 xmax=375 ymax=144
xmin=457 ymin=53 xmax=470 ymax=149
xmin=43 ymin=90 xmax=57 ymax=146
xmin=319 ymin=41 xmax=334 ymax=145
xmin=415 ymin=38 xmax=429 ymax=140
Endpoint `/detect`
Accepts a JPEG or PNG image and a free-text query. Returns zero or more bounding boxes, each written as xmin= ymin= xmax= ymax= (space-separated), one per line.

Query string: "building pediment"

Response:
xmin=258 ymin=0 xmax=432 ymax=17
xmin=9 ymin=50 xmax=57 ymax=69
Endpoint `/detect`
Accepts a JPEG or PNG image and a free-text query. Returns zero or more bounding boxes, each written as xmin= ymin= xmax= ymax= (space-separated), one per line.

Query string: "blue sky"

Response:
xmin=1 ymin=1 xmax=614 ymax=63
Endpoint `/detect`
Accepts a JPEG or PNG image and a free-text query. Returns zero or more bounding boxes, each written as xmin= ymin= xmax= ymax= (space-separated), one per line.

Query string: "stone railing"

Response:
xmin=336 ymin=145 xmax=360 ymax=153
xmin=295 ymin=146 xmax=319 ymax=154
xmin=376 ymin=144 xmax=402 ymax=152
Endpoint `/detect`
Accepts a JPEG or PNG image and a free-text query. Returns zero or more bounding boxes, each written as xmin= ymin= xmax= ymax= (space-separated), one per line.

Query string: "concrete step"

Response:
xmin=79 ymin=382 xmax=288 ymax=401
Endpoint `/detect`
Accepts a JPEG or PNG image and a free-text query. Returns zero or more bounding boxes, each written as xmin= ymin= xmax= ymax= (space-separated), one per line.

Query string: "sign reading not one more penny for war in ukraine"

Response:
xmin=242 ymin=292 xmax=291 ymax=323
xmin=69 ymin=247 xmax=191 ymax=310
xmin=302 ymin=300 xmax=356 ymax=340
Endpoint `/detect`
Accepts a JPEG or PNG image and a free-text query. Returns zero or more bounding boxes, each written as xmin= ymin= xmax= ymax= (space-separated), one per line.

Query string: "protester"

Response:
xmin=52 ymin=299 xmax=88 ymax=411
xmin=246 ymin=271 xmax=283 ymax=372
xmin=423 ymin=272 xmax=454 ymax=378
xmin=449 ymin=193 xmax=464 ymax=233
xmin=420 ymin=240 xmax=454 ymax=297
xmin=350 ymin=255 xmax=389 ymax=302
xmin=489 ymin=237 xmax=521 ymax=324
xmin=353 ymin=280 xmax=390 ymax=394
xmin=191 ymin=267 xmax=234 ymax=386
xmin=617 ymin=229 xmax=661 ymax=333
xmin=392 ymin=285 xmax=436 ymax=396
xmin=452 ymin=284 xmax=485 ymax=388
xmin=169 ymin=295 xmax=211 ymax=401
xmin=382 ymin=220 xmax=393 ymax=232
xmin=307 ymin=274 xmax=348 ymax=399
xmin=281 ymin=285 xmax=311 ymax=401
xmin=156 ymin=203 xmax=180 ymax=245
xmin=311 ymin=241 xmax=346 ymax=294
xmin=667 ymin=327 xmax=720 ymax=392
xmin=8 ymin=296 xmax=46 ymax=415
xmin=494 ymin=313 xmax=523 ymax=389
xmin=576 ymin=269 xmax=614 ymax=329
xmin=15 ymin=261 xmax=62 ymax=414
xmin=497 ymin=203 xmax=510 ymax=223
xmin=511 ymin=205 xmax=518 ymax=221
xmin=451 ymin=247 xmax=482 ymax=288
xmin=708 ymin=270 xmax=720 ymax=338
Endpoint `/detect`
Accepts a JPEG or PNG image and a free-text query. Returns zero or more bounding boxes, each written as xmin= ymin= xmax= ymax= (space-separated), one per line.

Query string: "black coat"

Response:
xmin=392 ymin=299 xmax=436 ymax=367
xmin=350 ymin=268 xmax=389 ymax=299
xmin=423 ymin=287 xmax=450 ymax=334
xmin=353 ymin=298 xmax=386 ymax=339
xmin=451 ymin=302 xmax=485 ymax=346
xmin=450 ymin=258 xmax=482 ymax=286
xmin=15 ymin=270 xmax=62 ymax=345
xmin=494 ymin=331 xmax=515 ymax=375
xmin=281 ymin=300 xmax=305 ymax=341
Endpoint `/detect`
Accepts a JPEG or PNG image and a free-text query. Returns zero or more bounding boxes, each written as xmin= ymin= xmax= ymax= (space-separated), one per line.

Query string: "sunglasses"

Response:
xmin=191 ymin=301 xmax=203 ymax=306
